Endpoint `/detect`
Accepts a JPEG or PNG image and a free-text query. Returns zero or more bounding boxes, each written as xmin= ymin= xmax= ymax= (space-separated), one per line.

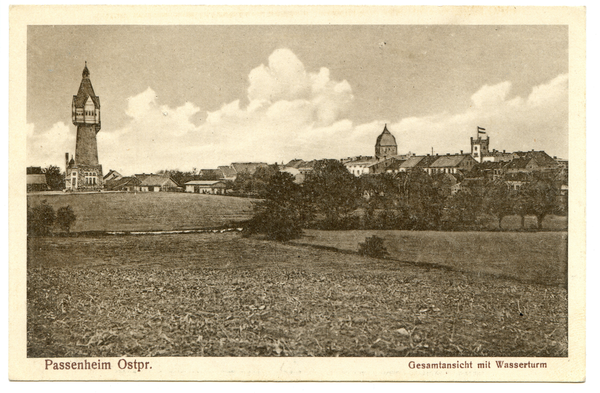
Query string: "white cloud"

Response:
xmin=98 ymin=87 xmax=205 ymax=173
xmin=26 ymin=121 xmax=74 ymax=169
xmin=26 ymin=47 xmax=568 ymax=175
xmin=389 ymin=73 xmax=568 ymax=158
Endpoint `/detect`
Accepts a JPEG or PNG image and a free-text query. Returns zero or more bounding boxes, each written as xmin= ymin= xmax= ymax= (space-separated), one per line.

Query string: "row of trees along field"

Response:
xmin=243 ymin=160 xmax=566 ymax=240
xmin=27 ymin=201 xmax=76 ymax=236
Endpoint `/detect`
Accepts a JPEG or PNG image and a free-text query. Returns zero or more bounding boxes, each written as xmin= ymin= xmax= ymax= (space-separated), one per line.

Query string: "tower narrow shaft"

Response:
xmin=65 ymin=63 xmax=104 ymax=191
xmin=75 ymin=124 xmax=100 ymax=166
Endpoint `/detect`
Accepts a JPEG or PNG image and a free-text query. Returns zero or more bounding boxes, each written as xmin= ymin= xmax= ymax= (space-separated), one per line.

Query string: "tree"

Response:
xmin=485 ymin=182 xmax=513 ymax=229
xmin=56 ymin=206 xmax=77 ymax=233
xmin=303 ymin=160 xmax=360 ymax=228
xmin=442 ymin=190 xmax=480 ymax=230
xmin=358 ymin=235 xmax=389 ymax=258
xmin=232 ymin=172 xmax=253 ymax=194
xmin=397 ymin=169 xmax=444 ymax=230
xmin=157 ymin=169 xmax=198 ymax=187
xmin=244 ymin=172 xmax=308 ymax=241
xmin=248 ymin=165 xmax=279 ymax=198
xmin=521 ymin=180 xmax=560 ymax=229
xmin=512 ymin=190 xmax=529 ymax=229
xmin=44 ymin=165 xmax=64 ymax=190
xmin=27 ymin=200 xmax=55 ymax=236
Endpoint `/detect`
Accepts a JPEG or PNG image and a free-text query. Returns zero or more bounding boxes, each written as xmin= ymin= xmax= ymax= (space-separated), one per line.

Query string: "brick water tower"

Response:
xmin=65 ymin=62 xmax=104 ymax=191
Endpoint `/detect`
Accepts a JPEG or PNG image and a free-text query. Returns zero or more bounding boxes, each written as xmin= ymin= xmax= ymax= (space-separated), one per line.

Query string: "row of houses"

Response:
xmin=103 ymin=171 xmax=229 ymax=194
xmin=342 ymin=153 xmax=478 ymax=177
xmin=342 ymin=149 xmax=562 ymax=178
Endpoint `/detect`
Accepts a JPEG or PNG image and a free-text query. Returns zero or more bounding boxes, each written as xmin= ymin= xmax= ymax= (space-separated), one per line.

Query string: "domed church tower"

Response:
xmin=375 ymin=124 xmax=398 ymax=160
xmin=65 ymin=62 xmax=104 ymax=191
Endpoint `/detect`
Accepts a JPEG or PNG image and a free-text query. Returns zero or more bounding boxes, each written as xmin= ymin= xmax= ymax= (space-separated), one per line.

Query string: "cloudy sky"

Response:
xmin=27 ymin=25 xmax=568 ymax=174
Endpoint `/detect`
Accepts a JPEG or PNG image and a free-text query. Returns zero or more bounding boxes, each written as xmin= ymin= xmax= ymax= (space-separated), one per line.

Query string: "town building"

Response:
xmin=375 ymin=124 xmax=398 ymax=159
xmin=65 ymin=63 xmax=104 ymax=191
xmin=185 ymin=180 xmax=227 ymax=194
xmin=470 ymin=127 xmax=490 ymax=163
xmin=345 ymin=159 xmax=378 ymax=176
xmin=426 ymin=154 xmax=478 ymax=175
xmin=344 ymin=125 xmax=414 ymax=176
xmin=475 ymin=161 xmax=508 ymax=180
xmin=482 ymin=150 xmax=517 ymax=163
xmin=218 ymin=166 xmax=237 ymax=181
xmin=383 ymin=159 xmax=407 ymax=174
xmin=398 ymin=155 xmax=439 ymax=173
xmin=509 ymin=150 xmax=560 ymax=172
xmin=398 ymin=155 xmax=426 ymax=172
xmin=137 ymin=174 xmax=179 ymax=192
xmin=231 ymin=162 xmax=269 ymax=175
xmin=104 ymin=176 xmax=141 ymax=192
xmin=26 ymin=167 xmax=49 ymax=192
xmin=103 ymin=169 xmax=122 ymax=182
xmin=279 ymin=166 xmax=304 ymax=184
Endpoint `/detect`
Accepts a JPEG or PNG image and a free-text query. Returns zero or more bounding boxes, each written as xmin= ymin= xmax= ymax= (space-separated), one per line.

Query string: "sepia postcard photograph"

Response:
xmin=9 ymin=5 xmax=586 ymax=382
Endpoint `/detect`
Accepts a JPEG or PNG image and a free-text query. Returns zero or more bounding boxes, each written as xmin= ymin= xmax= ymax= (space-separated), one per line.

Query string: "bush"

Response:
xmin=243 ymin=172 xmax=306 ymax=241
xmin=358 ymin=235 xmax=389 ymax=258
xmin=56 ymin=205 xmax=77 ymax=233
xmin=244 ymin=208 xmax=304 ymax=241
xmin=27 ymin=200 xmax=56 ymax=236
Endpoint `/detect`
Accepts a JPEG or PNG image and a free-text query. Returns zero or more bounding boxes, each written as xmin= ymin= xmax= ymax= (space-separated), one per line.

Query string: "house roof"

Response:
xmin=345 ymin=161 xmax=376 ymax=168
xmin=26 ymin=174 xmax=47 ymax=185
xmin=385 ymin=160 xmax=407 ymax=171
xmin=218 ymin=166 xmax=237 ymax=178
xmin=433 ymin=172 xmax=458 ymax=185
xmin=103 ymin=169 xmax=122 ymax=180
xmin=139 ymin=175 xmax=178 ymax=187
xmin=400 ymin=156 xmax=426 ymax=168
xmin=73 ymin=63 xmax=100 ymax=109
xmin=104 ymin=176 xmax=141 ymax=190
xmin=297 ymin=160 xmax=318 ymax=170
xmin=375 ymin=124 xmax=397 ymax=147
xmin=415 ymin=155 xmax=440 ymax=168
xmin=344 ymin=157 xmax=377 ymax=166
xmin=430 ymin=154 xmax=473 ymax=168
xmin=26 ymin=166 xmax=44 ymax=175
xmin=506 ymin=157 xmax=534 ymax=170
xmin=134 ymin=173 xmax=152 ymax=181
xmin=185 ymin=180 xmax=227 ymax=186
xmin=285 ymin=159 xmax=305 ymax=168
xmin=513 ymin=151 xmax=559 ymax=168
xmin=231 ymin=162 xmax=268 ymax=174
xmin=478 ymin=161 xmax=506 ymax=170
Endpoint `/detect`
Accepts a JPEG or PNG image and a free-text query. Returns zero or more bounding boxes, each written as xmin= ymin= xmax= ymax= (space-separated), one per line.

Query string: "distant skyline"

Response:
xmin=27 ymin=25 xmax=568 ymax=174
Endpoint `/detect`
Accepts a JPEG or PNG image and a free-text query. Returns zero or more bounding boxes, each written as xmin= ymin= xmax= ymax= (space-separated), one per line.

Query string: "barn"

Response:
xmin=185 ymin=180 xmax=227 ymax=195
xmin=26 ymin=167 xmax=49 ymax=192
xmin=138 ymin=175 xmax=180 ymax=192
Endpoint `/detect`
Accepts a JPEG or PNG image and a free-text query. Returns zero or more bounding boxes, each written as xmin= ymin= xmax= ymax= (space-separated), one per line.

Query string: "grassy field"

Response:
xmin=27 ymin=192 xmax=255 ymax=232
xmin=293 ymin=230 xmax=567 ymax=287
xmin=28 ymin=233 xmax=567 ymax=357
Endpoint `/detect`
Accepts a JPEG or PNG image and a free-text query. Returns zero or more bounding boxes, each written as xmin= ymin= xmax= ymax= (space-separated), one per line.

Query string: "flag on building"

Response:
xmin=477 ymin=126 xmax=486 ymax=134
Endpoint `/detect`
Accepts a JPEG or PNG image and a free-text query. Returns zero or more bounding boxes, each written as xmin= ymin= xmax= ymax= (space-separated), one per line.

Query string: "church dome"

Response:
xmin=376 ymin=124 xmax=397 ymax=147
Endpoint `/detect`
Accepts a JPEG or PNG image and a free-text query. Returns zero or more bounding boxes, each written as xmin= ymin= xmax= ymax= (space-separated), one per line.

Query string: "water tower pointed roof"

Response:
xmin=73 ymin=62 xmax=100 ymax=109
xmin=82 ymin=61 xmax=90 ymax=78
xmin=375 ymin=124 xmax=397 ymax=147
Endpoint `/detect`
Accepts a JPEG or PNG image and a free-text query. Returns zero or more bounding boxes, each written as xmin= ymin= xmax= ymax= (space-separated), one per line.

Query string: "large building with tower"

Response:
xmin=375 ymin=124 xmax=398 ymax=160
xmin=470 ymin=127 xmax=490 ymax=163
xmin=65 ymin=63 xmax=104 ymax=191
